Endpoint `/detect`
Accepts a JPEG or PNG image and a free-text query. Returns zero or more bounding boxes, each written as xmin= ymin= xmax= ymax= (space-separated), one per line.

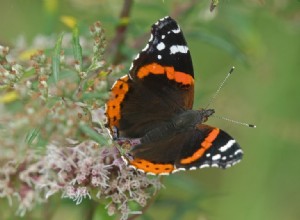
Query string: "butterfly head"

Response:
xmin=198 ymin=108 xmax=215 ymax=123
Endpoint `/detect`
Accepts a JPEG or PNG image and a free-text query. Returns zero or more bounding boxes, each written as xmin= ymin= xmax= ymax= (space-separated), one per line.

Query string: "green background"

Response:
xmin=0 ymin=0 xmax=299 ymax=219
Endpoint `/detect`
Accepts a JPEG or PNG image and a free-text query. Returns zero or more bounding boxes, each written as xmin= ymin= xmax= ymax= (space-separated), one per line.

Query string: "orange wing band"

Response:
xmin=180 ymin=128 xmax=220 ymax=165
xmin=106 ymin=75 xmax=129 ymax=128
xmin=130 ymin=158 xmax=175 ymax=174
xmin=137 ymin=63 xmax=194 ymax=86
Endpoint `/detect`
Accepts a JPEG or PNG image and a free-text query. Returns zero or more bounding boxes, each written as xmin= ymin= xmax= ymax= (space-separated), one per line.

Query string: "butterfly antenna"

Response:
xmin=212 ymin=114 xmax=256 ymax=128
xmin=205 ymin=66 xmax=235 ymax=109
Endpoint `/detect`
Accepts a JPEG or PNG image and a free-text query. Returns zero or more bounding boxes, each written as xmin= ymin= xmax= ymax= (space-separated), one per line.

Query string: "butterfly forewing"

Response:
xmin=106 ymin=16 xmax=195 ymax=138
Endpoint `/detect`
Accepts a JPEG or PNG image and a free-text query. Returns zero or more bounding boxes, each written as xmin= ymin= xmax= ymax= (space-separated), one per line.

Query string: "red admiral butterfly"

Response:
xmin=105 ymin=16 xmax=243 ymax=175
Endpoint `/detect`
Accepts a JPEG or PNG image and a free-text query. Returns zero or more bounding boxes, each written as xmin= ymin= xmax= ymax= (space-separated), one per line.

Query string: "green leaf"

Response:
xmin=52 ymin=32 xmax=64 ymax=83
xmin=79 ymin=123 xmax=108 ymax=145
xmin=72 ymin=26 xmax=83 ymax=71
xmin=25 ymin=128 xmax=40 ymax=145
xmin=92 ymin=203 xmax=114 ymax=220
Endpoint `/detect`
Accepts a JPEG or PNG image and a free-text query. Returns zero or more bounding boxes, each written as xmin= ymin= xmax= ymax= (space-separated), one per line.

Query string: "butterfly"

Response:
xmin=105 ymin=16 xmax=243 ymax=175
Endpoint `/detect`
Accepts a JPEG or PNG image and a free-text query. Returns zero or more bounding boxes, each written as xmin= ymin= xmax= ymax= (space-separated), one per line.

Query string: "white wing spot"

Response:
xmin=170 ymin=45 xmax=188 ymax=54
xmin=177 ymin=168 xmax=186 ymax=171
xmin=129 ymin=165 xmax=136 ymax=170
xmin=142 ymin=43 xmax=149 ymax=52
xmin=159 ymin=172 xmax=169 ymax=176
xmin=212 ymin=154 xmax=221 ymax=161
xmin=172 ymin=168 xmax=186 ymax=174
xmin=232 ymin=160 xmax=241 ymax=166
xmin=156 ymin=42 xmax=165 ymax=51
xmin=226 ymin=164 xmax=232 ymax=168
xmin=222 ymin=156 xmax=227 ymax=160
xmin=234 ymin=149 xmax=243 ymax=155
xmin=161 ymin=35 xmax=165 ymax=39
xmin=149 ymin=33 xmax=153 ymax=42
xmin=171 ymin=169 xmax=181 ymax=174
xmin=219 ymin=140 xmax=236 ymax=152
xmin=189 ymin=166 xmax=197 ymax=170
xmin=157 ymin=55 xmax=162 ymax=60
xmin=172 ymin=27 xmax=181 ymax=34
xmin=206 ymin=153 xmax=211 ymax=157
xmin=129 ymin=63 xmax=134 ymax=71
xmin=134 ymin=53 xmax=140 ymax=60
xmin=200 ymin=164 xmax=210 ymax=169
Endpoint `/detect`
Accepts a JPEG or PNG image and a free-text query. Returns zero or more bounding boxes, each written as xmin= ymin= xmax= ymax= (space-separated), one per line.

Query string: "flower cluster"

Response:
xmin=0 ymin=21 xmax=162 ymax=219
xmin=0 ymin=140 xmax=162 ymax=219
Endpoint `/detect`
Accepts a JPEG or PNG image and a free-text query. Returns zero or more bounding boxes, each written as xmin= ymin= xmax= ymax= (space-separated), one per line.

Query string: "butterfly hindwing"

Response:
xmin=127 ymin=124 xmax=242 ymax=175
xmin=176 ymin=125 xmax=243 ymax=170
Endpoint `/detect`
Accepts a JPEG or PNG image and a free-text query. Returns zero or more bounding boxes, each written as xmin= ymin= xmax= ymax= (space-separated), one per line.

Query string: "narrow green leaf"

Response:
xmin=25 ymin=128 xmax=40 ymax=145
xmin=79 ymin=123 xmax=108 ymax=145
xmin=52 ymin=33 xmax=64 ymax=83
xmin=72 ymin=27 xmax=83 ymax=70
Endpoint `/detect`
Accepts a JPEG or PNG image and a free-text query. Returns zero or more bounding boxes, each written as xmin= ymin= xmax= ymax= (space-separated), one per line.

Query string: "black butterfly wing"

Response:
xmin=106 ymin=16 xmax=195 ymax=138
xmin=176 ymin=125 xmax=243 ymax=170
xmin=129 ymin=16 xmax=194 ymax=82
xmin=127 ymin=124 xmax=243 ymax=175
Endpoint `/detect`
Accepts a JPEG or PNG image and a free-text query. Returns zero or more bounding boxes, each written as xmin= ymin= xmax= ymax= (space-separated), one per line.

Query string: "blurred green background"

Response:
xmin=0 ymin=0 xmax=299 ymax=219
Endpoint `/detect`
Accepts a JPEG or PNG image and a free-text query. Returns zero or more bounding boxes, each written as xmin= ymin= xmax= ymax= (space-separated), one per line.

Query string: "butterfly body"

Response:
xmin=140 ymin=109 xmax=214 ymax=144
xmin=105 ymin=16 xmax=243 ymax=175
